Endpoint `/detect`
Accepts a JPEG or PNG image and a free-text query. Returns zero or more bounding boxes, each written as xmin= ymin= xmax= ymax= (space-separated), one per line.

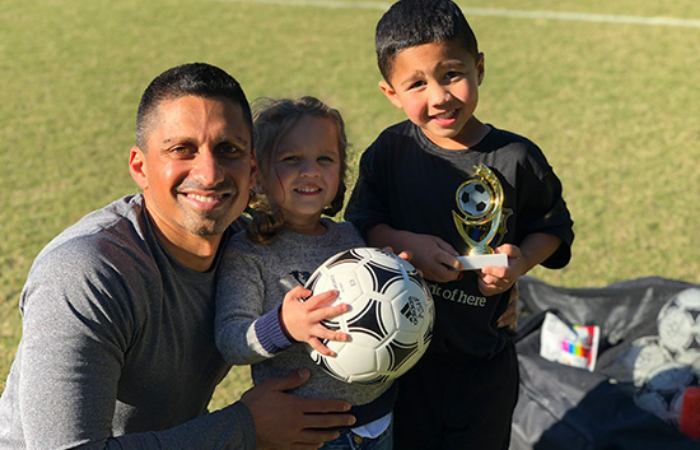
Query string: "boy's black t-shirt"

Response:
xmin=345 ymin=120 xmax=574 ymax=358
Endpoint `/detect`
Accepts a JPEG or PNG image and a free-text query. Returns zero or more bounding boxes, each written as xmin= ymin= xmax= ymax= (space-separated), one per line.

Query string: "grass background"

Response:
xmin=1 ymin=0 xmax=699 ymax=407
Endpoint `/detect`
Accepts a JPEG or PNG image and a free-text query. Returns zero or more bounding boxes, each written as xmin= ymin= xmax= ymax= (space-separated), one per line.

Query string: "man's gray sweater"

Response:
xmin=0 ymin=195 xmax=254 ymax=449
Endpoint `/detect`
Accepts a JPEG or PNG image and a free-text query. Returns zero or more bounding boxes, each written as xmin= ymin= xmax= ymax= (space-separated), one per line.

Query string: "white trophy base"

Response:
xmin=457 ymin=253 xmax=508 ymax=271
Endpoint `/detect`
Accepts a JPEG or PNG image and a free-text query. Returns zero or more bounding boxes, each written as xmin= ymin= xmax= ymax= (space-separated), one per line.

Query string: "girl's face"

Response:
xmin=262 ymin=115 xmax=341 ymax=235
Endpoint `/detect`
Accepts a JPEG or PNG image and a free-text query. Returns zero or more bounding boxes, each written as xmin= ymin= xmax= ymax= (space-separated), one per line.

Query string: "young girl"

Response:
xmin=215 ymin=96 xmax=395 ymax=449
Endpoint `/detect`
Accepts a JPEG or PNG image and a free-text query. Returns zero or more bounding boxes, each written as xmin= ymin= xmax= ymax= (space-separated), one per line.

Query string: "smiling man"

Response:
xmin=130 ymin=92 xmax=254 ymax=271
xmin=0 ymin=63 xmax=355 ymax=450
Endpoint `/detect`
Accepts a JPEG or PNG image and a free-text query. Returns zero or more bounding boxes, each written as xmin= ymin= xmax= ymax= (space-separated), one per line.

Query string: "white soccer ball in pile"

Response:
xmin=634 ymin=362 xmax=698 ymax=426
xmin=617 ymin=336 xmax=671 ymax=388
xmin=657 ymin=288 xmax=700 ymax=367
xmin=304 ymin=247 xmax=434 ymax=384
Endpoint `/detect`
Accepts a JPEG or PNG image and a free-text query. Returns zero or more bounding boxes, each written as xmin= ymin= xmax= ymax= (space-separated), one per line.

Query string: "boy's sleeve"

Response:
xmin=345 ymin=143 xmax=391 ymax=239
xmin=516 ymin=161 xmax=574 ymax=269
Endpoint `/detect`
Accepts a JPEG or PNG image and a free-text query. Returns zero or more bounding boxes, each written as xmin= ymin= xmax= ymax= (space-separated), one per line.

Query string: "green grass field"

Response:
xmin=2 ymin=0 xmax=699 ymax=407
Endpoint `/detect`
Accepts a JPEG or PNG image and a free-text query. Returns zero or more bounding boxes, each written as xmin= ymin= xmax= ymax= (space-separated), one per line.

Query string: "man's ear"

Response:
xmin=248 ymin=153 xmax=258 ymax=192
xmin=379 ymin=80 xmax=404 ymax=110
xmin=129 ymin=146 xmax=148 ymax=190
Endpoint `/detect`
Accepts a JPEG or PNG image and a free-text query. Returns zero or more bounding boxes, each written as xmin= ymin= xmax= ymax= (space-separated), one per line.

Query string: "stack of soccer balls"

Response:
xmin=620 ymin=288 xmax=700 ymax=425
xmin=304 ymin=247 xmax=435 ymax=384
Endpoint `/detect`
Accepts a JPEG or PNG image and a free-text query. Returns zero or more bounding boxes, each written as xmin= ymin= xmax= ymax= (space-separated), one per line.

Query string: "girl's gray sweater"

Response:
xmin=215 ymin=219 xmax=396 ymax=427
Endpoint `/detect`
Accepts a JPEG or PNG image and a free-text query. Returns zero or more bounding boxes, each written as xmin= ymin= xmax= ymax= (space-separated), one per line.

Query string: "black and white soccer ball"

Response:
xmin=457 ymin=181 xmax=492 ymax=218
xmin=657 ymin=288 xmax=700 ymax=367
xmin=304 ymin=247 xmax=434 ymax=384
xmin=634 ymin=362 xmax=698 ymax=426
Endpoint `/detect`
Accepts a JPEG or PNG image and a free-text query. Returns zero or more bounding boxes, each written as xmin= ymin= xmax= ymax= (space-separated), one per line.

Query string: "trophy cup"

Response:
xmin=452 ymin=164 xmax=508 ymax=270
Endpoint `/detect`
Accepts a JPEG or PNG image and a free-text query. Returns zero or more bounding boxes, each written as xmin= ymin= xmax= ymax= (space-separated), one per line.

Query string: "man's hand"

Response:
xmin=241 ymin=369 xmax=356 ymax=450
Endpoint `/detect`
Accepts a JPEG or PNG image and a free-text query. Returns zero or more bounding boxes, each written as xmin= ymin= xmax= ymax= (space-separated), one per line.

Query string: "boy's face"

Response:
xmin=379 ymin=40 xmax=485 ymax=149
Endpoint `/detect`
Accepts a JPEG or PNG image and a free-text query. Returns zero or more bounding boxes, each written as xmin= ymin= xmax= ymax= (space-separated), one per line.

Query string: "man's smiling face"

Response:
xmin=130 ymin=95 xmax=256 ymax=243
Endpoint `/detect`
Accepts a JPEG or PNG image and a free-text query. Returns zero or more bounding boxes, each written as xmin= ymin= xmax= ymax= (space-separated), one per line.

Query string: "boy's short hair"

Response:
xmin=375 ymin=0 xmax=479 ymax=82
xmin=136 ymin=62 xmax=252 ymax=149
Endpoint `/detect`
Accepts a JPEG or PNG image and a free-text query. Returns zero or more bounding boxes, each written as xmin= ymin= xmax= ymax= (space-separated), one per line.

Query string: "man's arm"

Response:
xmin=16 ymin=254 xmax=353 ymax=450
xmin=16 ymin=255 xmax=257 ymax=449
xmin=109 ymin=370 xmax=356 ymax=450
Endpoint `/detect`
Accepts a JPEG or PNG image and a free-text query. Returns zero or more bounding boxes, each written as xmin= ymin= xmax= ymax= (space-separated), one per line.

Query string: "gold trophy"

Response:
xmin=452 ymin=164 xmax=508 ymax=270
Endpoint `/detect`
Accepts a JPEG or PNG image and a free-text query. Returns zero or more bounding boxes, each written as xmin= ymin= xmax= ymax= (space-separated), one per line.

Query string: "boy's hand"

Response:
xmin=280 ymin=286 xmax=349 ymax=356
xmin=367 ymin=225 xmax=461 ymax=282
xmin=395 ymin=232 xmax=462 ymax=283
xmin=477 ymin=244 xmax=527 ymax=297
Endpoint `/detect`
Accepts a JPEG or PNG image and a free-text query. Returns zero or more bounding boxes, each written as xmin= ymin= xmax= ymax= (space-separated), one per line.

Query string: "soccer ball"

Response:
xmin=657 ymin=288 xmax=700 ymax=367
xmin=457 ymin=181 xmax=491 ymax=218
xmin=304 ymin=247 xmax=434 ymax=384
xmin=616 ymin=336 xmax=671 ymax=387
xmin=634 ymin=362 xmax=698 ymax=426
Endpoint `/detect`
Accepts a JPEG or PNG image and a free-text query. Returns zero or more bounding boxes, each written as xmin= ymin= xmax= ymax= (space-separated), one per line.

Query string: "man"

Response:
xmin=0 ymin=63 xmax=354 ymax=449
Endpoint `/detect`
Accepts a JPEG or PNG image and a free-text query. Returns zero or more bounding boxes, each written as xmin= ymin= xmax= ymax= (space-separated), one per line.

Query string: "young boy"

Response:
xmin=345 ymin=0 xmax=575 ymax=449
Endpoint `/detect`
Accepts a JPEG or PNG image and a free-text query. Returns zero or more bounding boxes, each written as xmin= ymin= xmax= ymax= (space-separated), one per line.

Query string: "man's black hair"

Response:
xmin=135 ymin=63 xmax=252 ymax=148
xmin=375 ymin=0 xmax=479 ymax=82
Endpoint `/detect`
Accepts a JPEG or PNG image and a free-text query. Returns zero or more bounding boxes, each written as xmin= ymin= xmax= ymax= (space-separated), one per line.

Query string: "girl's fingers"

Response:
xmin=308 ymin=329 xmax=349 ymax=356
xmin=308 ymin=337 xmax=335 ymax=357
xmin=284 ymin=285 xmax=312 ymax=303
xmin=303 ymin=290 xmax=339 ymax=308
xmin=316 ymin=303 xmax=348 ymax=320
xmin=314 ymin=327 xmax=348 ymax=342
